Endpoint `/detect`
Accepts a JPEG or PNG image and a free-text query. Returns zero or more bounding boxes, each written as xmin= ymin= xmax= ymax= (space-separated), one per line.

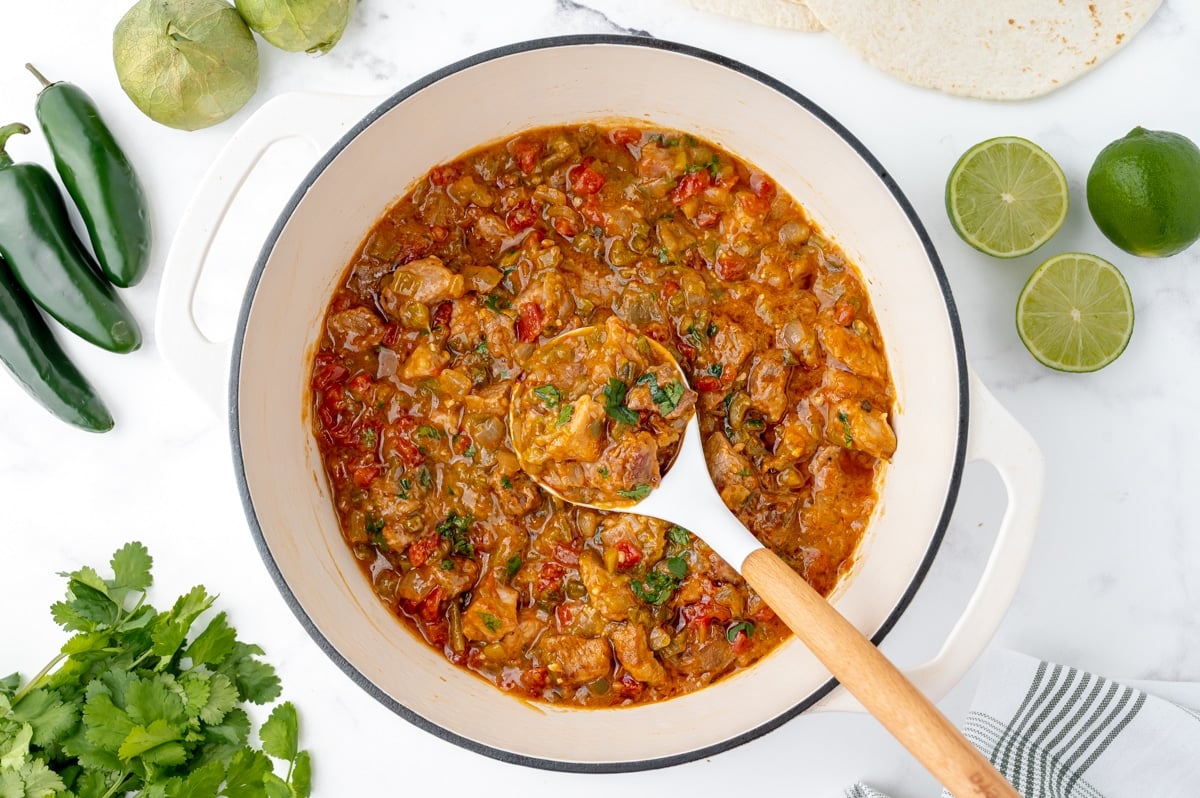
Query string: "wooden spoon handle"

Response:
xmin=742 ymin=547 xmax=1019 ymax=798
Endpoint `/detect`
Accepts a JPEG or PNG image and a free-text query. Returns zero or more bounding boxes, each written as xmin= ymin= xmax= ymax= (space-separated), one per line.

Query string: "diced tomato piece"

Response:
xmin=347 ymin=373 xmax=372 ymax=397
xmin=609 ymin=128 xmax=642 ymax=146
xmin=352 ymin=466 xmax=379 ymax=488
xmin=695 ymin=375 xmax=723 ymax=392
xmin=671 ymin=170 xmax=711 ymax=205
xmin=429 ymin=164 xmax=459 ymax=187
xmin=662 ymin=280 xmax=680 ymax=299
xmin=312 ymin=363 xmax=349 ymax=392
xmin=536 ymin=562 xmax=567 ymax=594
xmin=521 ymin=667 xmax=549 ymax=693
xmin=736 ymin=191 xmax=771 ymax=217
xmin=579 ymin=195 xmax=604 ymax=226
xmin=749 ymin=172 xmax=776 ymax=200
xmin=569 ymin=161 xmax=607 ymax=195
xmin=505 ymin=200 xmax=538 ymax=232
xmin=423 ymin=619 xmax=448 ymax=647
xmin=515 ymin=302 xmax=545 ymax=343
xmin=407 ymin=533 xmax=441 ymax=567
xmin=432 ymin=301 xmax=453 ymax=329
xmin=730 ymin=629 xmax=753 ymax=656
xmin=694 ymin=208 xmax=722 ymax=228
xmin=834 ymin=300 xmax=856 ymax=326
xmin=381 ymin=322 xmax=400 ymax=347
xmin=676 ymin=340 xmax=698 ymax=361
xmin=395 ymin=439 xmax=425 ymax=468
xmin=552 ymin=542 xmax=581 ymax=566
xmin=552 ymin=215 xmax=579 ymax=237
xmin=454 ymin=433 xmax=474 ymax=456
xmin=614 ymin=540 xmax=642 ymax=570
xmin=415 ymin=587 xmax=443 ymax=624
xmin=511 ymin=139 xmax=542 ymax=174
xmin=555 ymin=602 xmax=576 ymax=629
xmin=715 ymin=251 xmax=749 ymax=281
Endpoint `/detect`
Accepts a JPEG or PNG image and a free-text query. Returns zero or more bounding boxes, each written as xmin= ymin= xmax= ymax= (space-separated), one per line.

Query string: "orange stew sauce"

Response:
xmin=310 ymin=124 xmax=896 ymax=707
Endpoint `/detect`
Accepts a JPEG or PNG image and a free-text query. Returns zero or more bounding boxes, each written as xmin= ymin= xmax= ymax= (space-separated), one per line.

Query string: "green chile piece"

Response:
xmin=28 ymin=64 xmax=153 ymax=288
xmin=235 ymin=0 xmax=356 ymax=54
xmin=0 ymin=256 xmax=113 ymax=432
xmin=113 ymin=0 xmax=259 ymax=131
xmin=0 ymin=124 xmax=141 ymax=354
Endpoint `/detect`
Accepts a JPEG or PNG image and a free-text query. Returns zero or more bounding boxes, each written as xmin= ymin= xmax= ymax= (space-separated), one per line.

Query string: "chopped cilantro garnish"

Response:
xmin=635 ymin=372 xmax=685 ymax=414
xmin=707 ymin=363 xmax=724 ymax=378
xmin=482 ymin=294 xmax=510 ymax=312
xmin=505 ymin=555 xmax=523 ymax=581
xmin=744 ymin=418 xmax=765 ymax=430
xmin=418 ymin=466 xmax=433 ymax=488
xmin=603 ymin=378 xmax=640 ymax=425
xmin=667 ymin=526 xmax=690 ymax=546
xmin=416 ymin=424 xmax=441 ymax=439
xmin=726 ymin=620 xmax=756 ymax=643
xmin=706 ymin=154 xmax=721 ymax=179
xmin=837 ymin=410 xmax=854 ymax=447
xmin=556 ymin=402 xmax=575 ymax=426
xmin=397 ymin=477 xmax=412 ymax=499
xmin=500 ymin=476 xmax=514 ymax=490
xmin=658 ymin=246 xmax=670 ymax=264
xmin=533 ymin=384 xmax=563 ymax=408
xmin=440 ymin=559 xmax=455 ymax=571
xmin=631 ymin=556 xmax=688 ymax=605
xmin=706 ymin=321 xmax=719 ymax=338
xmin=598 ymin=466 xmax=610 ymax=479
xmin=617 ymin=484 xmax=651 ymax=501
xmin=475 ymin=340 xmax=490 ymax=354
xmin=436 ymin=512 xmax=474 ymax=557
xmin=360 ymin=427 xmax=377 ymax=449
xmin=479 ymin=612 xmax=502 ymax=633
xmin=464 ymin=443 xmax=477 ymax=458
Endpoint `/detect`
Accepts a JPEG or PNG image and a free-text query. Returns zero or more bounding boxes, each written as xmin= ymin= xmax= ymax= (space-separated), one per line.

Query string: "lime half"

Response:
xmin=946 ymin=136 xmax=1069 ymax=258
xmin=1016 ymin=253 xmax=1134 ymax=372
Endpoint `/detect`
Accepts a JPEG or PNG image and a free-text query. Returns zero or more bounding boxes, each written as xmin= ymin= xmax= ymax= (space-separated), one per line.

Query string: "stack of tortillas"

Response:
xmin=684 ymin=0 xmax=1163 ymax=99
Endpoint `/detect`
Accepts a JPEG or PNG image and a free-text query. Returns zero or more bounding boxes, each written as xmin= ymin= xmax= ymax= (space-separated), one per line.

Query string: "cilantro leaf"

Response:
xmin=635 ymin=372 xmax=685 ymax=414
xmin=602 ymin=378 xmax=639 ymax=425
xmin=259 ymin=702 xmax=298 ymax=762
xmin=223 ymin=747 xmax=272 ymax=797
xmin=185 ymin=612 xmax=236 ymax=667
xmin=9 ymin=689 xmax=77 ymax=747
xmin=617 ymin=484 xmax=652 ymax=501
xmin=218 ymin=643 xmax=281 ymax=706
xmin=110 ymin=541 xmax=153 ymax=593
xmin=290 ymin=750 xmax=313 ymax=798
xmin=532 ymin=384 xmax=562 ymax=408
xmin=555 ymin=402 xmax=574 ymax=426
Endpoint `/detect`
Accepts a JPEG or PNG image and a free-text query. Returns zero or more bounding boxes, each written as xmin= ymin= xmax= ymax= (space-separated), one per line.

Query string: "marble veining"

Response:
xmin=0 ymin=2 xmax=1197 ymax=796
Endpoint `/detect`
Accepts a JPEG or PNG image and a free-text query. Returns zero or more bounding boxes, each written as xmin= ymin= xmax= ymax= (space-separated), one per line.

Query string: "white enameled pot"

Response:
xmin=156 ymin=37 xmax=1043 ymax=771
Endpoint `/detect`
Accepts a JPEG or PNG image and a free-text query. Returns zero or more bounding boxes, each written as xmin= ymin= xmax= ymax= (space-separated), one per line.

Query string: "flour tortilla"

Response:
xmin=683 ymin=0 xmax=823 ymax=32
xmin=800 ymin=0 xmax=1161 ymax=99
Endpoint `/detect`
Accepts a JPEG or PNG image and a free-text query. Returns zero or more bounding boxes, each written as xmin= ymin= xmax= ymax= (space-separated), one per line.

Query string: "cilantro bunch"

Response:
xmin=0 ymin=542 xmax=310 ymax=798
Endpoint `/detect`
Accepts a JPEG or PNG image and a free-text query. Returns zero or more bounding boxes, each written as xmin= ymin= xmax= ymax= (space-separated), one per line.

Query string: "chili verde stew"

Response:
xmin=310 ymin=124 xmax=897 ymax=707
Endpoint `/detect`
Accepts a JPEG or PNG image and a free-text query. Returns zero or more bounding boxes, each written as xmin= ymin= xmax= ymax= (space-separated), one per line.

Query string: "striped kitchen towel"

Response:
xmin=846 ymin=649 xmax=1200 ymax=798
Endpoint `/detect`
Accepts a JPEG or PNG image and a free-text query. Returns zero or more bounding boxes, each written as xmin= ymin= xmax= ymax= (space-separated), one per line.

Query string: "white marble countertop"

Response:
xmin=1 ymin=1 xmax=1197 ymax=795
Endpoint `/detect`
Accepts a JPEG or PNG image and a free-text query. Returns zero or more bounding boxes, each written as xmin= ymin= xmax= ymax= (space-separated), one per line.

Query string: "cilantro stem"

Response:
xmin=10 ymin=650 xmax=68 ymax=705
xmin=99 ymin=769 xmax=132 ymax=798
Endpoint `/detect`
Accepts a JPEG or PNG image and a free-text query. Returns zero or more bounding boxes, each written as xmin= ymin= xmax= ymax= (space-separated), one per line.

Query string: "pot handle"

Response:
xmin=820 ymin=368 xmax=1043 ymax=712
xmin=155 ymin=92 xmax=380 ymax=414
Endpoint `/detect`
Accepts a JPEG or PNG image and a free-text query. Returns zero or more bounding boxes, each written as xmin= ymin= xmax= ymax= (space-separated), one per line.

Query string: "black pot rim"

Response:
xmin=229 ymin=33 xmax=969 ymax=774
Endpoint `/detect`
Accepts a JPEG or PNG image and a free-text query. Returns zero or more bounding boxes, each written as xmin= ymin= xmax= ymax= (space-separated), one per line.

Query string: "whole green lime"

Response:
xmin=1086 ymin=127 xmax=1200 ymax=258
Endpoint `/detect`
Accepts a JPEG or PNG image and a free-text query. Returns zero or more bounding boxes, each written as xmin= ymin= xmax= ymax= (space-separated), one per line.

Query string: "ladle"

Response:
xmin=510 ymin=326 xmax=1017 ymax=798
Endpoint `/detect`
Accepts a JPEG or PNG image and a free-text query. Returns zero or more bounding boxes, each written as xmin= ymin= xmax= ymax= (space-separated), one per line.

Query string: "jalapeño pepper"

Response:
xmin=0 ymin=254 xmax=113 ymax=432
xmin=28 ymin=64 xmax=152 ymax=288
xmin=0 ymin=123 xmax=141 ymax=353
